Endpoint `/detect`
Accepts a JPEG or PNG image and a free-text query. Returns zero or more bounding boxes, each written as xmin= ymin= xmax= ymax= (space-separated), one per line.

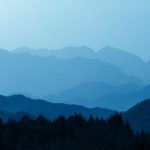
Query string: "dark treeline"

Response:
xmin=0 ymin=113 xmax=150 ymax=150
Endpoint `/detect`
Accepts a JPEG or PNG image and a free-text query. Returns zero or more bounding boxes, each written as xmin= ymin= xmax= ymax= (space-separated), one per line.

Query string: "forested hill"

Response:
xmin=0 ymin=113 xmax=149 ymax=150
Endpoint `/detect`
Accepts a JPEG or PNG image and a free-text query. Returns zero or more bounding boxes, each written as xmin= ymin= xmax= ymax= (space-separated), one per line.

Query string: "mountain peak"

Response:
xmin=99 ymin=46 xmax=144 ymax=61
xmin=100 ymin=45 xmax=133 ymax=55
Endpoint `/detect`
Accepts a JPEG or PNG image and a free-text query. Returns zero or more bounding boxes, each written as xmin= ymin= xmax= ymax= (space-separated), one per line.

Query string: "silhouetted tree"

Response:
xmin=0 ymin=114 xmax=149 ymax=150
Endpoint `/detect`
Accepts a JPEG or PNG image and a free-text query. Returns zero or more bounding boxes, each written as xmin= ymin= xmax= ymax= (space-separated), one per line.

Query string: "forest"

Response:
xmin=0 ymin=113 xmax=150 ymax=150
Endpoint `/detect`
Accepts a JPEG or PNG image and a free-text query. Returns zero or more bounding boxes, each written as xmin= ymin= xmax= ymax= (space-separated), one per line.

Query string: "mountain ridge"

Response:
xmin=0 ymin=49 xmax=142 ymax=97
xmin=12 ymin=45 xmax=150 ymax=84
xmin=0 ymin=95 xmax=116 ymax=120
xmin=124 ymin=99 xmax=150 ymax=132
xmin=44 ymin=82 xmax=145 ymax=111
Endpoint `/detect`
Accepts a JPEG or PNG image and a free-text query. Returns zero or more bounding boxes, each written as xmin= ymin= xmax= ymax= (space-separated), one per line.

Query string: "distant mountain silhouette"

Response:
xmin=59 ymin=82 xmax=116 ymax=99
xmin=97 ymin=46 xmax=149 ymax=84
xmin=54 ymin=46 xmax=95 ymax=59
xmin=124 ymin=99 xmax=150 ymax=132
xmin=95 ymin=84 xmax=150 ymax=111
xmin=13 ymin=46 xmax=150 ymax=84
xmin=13 ymin=47 xmax=52 ymax=57
xmin=44 ymin=82 xmax=143 ymax=110
xmin=13 ymin=46 xmax=95 ymax=59
xmin=0 ymin=95 xmax=115 ymax=120
xmin=59 ymin=82 xmax=142 ymax=99
xmin=0 ymin=49 xmax=141 ymax=97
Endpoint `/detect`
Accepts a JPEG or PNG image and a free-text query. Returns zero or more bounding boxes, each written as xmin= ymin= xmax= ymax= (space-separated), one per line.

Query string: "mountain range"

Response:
xmin=0 ymin=46 xmax=149 ymax=111
xmin=44 ymin=82 xmax=144 ymax=111
xmin=45 ymin=84 xmax=150 ymax=111
xmin=13 ymin=46 xmax=96 ymax=59
xmin=13 ymin=46 xmax=150 ymax=84
xmin=0 ymin=48 xmax=141 ymax=98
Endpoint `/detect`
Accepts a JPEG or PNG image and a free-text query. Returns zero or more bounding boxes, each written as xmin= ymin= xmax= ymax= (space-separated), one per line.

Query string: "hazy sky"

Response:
xmin=0 ymin=0 xmax=150 ymax=59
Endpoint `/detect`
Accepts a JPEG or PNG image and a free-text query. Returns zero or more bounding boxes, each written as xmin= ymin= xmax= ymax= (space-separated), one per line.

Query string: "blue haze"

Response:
xmin=0 ymin=0 xmax=150 ymax=59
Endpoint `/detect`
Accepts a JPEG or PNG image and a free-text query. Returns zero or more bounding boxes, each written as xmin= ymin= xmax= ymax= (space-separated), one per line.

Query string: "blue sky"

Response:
xmin=0 ymin=0 xmax=150 ymax=59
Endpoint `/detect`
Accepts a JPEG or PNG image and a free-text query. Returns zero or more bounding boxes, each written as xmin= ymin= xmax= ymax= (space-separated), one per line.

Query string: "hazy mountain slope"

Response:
xmin=13 ymin=47 xmax=53 ymax=57
xmin=0 ymin=49 xmax=141 ymax=97
xmin=0 ymin=95 xmax=115 ymax=119
xmin=58 ymin=82 xmax=142 ymax=99
xmin=44 ymin=82 xmax=143 ymax=111
xmin=58 ymin=82 xmax=115 ymax=99
xmin=95 ymin=85 xmax=150 ymax=111
xmin=13 ymin=46 xmax=96 ymax=59
xmin=124 ymin=99 xmax=150 ymax=132
xmin=97 ymin=46 xmax=149 ymax=83
xmin=53 ymin=46 xmax=95 ymax=59
xmin=13 ymin=45 xmax=150 ymax=84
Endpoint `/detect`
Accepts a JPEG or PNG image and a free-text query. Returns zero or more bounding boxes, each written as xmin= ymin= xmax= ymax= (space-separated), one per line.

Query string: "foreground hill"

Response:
xmin=124 ymin=99 xmax=150 ymax=132
xmin=1 ymin=113 xmax=149 ymax=150
xmin=0 ymin=110 xmax=33 ymax=122
xmin=1 ymin=95 xmax=150 ymax=133
xmin=0 ymin=95 xmax=115 ymax=120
